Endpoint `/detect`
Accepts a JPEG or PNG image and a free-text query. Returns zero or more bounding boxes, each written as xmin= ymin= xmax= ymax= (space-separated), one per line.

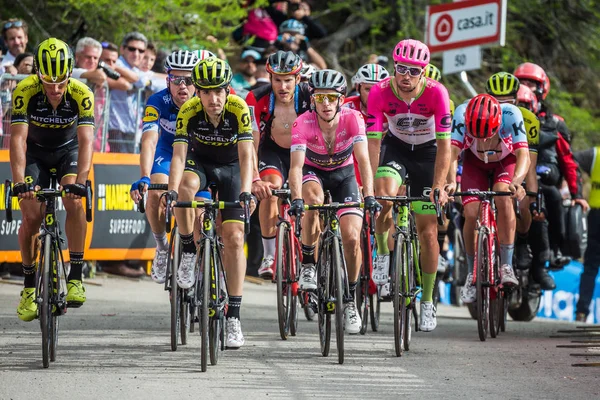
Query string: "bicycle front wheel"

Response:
xmin=332 ymin=236 xmax=345 ymax=365
xmin=210 ymin=246 xmax=224 ymax=366
xmin=317 ymin=245 xmax=331 ymax=357
xmin=200 ymin=239 xmax=210 ymax=372
xmin=489 ymin=237 xmax=500 ymax=338
xmin=393 ymin=234 xmax=407 ymax=357
xmin=276 ymin=223 xmax=292 ymax=340
xmin=50 ymin=241 xmax=64 ymax=362
xmin=169 ymin=231 xmax=181 ymax=351
xmin=404 ymin=235 xmax=416 ymax=351
xmin=40 ymin=236 xmax=52 ymax=368
xmin=357 ymin=225 xmax=371 ymax=335
xmin=476 ymin=230 xmax=490 ymax=341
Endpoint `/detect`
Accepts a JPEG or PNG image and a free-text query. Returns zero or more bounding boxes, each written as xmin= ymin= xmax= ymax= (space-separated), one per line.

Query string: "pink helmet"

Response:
xmin=393 ymin=39 xmax=430 ymax=68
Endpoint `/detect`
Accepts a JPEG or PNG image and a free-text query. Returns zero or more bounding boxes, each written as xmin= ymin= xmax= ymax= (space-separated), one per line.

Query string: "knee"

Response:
xmin=495 ymin=197 xmax=513 ymax=215
xmin=178 ymin=175 xmax=200 ymax=200
xmin=343 ymin=232 xmax=360 ymax=252
xmin=62 ymin=198 xmax=83 ymax=214
xmin=223 ymin=225 xmax=245 ymax=249
xmin=147 ymin=190 xmax=162 ymax=208
xmin=463 ymin=204 xmax=478 ymax=222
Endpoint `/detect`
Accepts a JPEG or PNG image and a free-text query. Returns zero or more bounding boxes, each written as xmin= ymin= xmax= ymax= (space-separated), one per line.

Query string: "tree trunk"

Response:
xmin=316 ymin=15 xmax=372 ymax=71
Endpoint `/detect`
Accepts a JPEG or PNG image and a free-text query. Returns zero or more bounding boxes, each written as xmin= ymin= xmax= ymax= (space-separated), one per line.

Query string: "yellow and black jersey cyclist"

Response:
xmin=11 ymin=38 xmax=95 ymax=321
xmin=166 ymin=57 xmax=255 ymax=349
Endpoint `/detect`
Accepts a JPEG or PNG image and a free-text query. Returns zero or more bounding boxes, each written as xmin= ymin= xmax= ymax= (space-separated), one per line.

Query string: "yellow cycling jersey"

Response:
xmin=11 ymin=75 xmax=95 ymax=150
xmin=519 ymin=106 xmax=539 ymax=153
xmin=174 ymin=94 xmax=253 ymax=164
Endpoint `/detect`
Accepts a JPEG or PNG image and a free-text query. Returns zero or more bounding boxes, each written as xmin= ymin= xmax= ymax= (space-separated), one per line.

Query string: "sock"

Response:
xmin=375 ymin=232 xmax=389 ymax=255
xmin=421 ymin=272 xmax=436 ymax=303
xmin=262 ymin=236 xmax=276 ymax=259
xmin=467 ymin=254 xmax=475 ymax=275
xmin=68 ymin=251 xmax=84 ymax=281
xmin=302 ymin=244 xmax=315 ymax=265
xmin=227 ymin=296 xmax=242 ymax=320
xmin=437 ymin=230 xmax=447 ymax=255
xmin=349 ymin=281 xmax=358 ymax=300
xmin=23 ymin=263 xmax=37 ymax=288
xmin=500 ymin=244 xmax=515 ymax=267
xmin=153 ymin=231 xmax=169 ymax=251
xmin=180 ymin=233 xmax=196 ymax=254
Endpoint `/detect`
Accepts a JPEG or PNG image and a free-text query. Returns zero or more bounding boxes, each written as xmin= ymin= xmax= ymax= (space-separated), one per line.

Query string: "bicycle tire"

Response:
xmin=41 ymin=235 xmax=52 ymax=368
xmin=200 ymin=238 xmax=210 ymax=372
xmin=318 ymin=245 xmax=331 ymax=357
xmin=358 ymin=227 xmax=370 ymax=335
xmin=332 ymin=236 xmax=345 ymax=364
xmin=50 ymin=241 xmax=64 ymax=362
xmin=302 ymin=292 xmax=316 ymax=321
xmin=404 ymin=236 xmax=415 ymax=351
xmin=180 ymin=291 xmax=190 ymax=345
xmin=276 ymin=223 xmax=292 ymax=340
xmin=498 ymin=291 xmax=508 ymax=332
xmin=369 ymin=294 xmax=380 ymax=332
xmin=393 ymin=233 xmax=406 ymax=357
xmin=290 ymin=238 xmax=301 ymax=336
xmin=170 ymin=236 xmax=180 ymax=352
xmin=210 ymin=244 xmax=225 ymax=365
xmin=489 ymin=237 xmax=500 ymax=338
xmin=476 ymin=230 xmax=490 ymax=341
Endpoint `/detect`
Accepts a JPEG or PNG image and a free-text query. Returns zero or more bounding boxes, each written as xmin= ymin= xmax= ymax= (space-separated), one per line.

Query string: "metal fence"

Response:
xmin=0 ymin=73 xmax=146 ymax=153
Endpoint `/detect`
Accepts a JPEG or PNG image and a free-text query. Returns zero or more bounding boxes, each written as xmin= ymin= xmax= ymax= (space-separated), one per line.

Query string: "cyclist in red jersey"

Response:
xmin=247 ymin=51 xmax=312 ymax=279
xmin=343 ymin=63 xmax=389 ymax=187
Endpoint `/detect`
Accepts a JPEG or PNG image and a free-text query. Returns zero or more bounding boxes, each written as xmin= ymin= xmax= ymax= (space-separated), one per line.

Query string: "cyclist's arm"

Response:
xmin=366 ymin=86 xmax=384 ymax=178
xmin=433 ymin=137 xmax=451 ymax=191
xmin=354 ymin=140 xmax=374 ymax=197
xmin=289 ymin=150 xmax=306 ymax=200
xmin=447 ymin=145 xmax=461 ymax=187
xmin=140 ymin=104 xmax=161 ymax=178
xmin=512 ymin=147 xmax=530 ymax=186
xmin=75 ymin=125 xmax=94 ymax=183
xmin=556 ymin=133 xmax=582 ymax=198
xmin=168 ymin=143 xmax=186 ymax=193
xmin=9 ymin=123 xmax=28 ymax=183
xmin=238 ymin=140 xmax=254 ymax=194
xmin=525 ymin=151 xmax=538 ymax=194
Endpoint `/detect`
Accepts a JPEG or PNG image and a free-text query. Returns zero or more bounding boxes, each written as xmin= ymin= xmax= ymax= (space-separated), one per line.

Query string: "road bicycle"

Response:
xmin=5 ymin=175 xmax=92 ymax=368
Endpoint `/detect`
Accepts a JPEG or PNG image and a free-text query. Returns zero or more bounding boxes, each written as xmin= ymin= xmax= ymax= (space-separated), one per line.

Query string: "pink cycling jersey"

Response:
xmin=291 ymin=107 xmax=367 ymax=171
xmin=366 ymin=77 xmax=452 ymax=146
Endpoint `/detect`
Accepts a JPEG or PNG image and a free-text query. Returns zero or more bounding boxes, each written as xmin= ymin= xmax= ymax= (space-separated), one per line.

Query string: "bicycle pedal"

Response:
xmin=66 ymin=301 xmax=83 ymax=309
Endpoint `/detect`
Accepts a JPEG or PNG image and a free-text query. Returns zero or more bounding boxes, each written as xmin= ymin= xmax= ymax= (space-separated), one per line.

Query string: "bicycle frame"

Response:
xmin=273 ymin=189 xmax=301 ymax=296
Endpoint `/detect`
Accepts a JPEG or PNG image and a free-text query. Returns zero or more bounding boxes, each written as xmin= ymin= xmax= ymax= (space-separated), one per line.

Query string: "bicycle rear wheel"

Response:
xmin=404 ymin=237 xmax=415 ymax=351
xmin=317 ymin=245 xmax=331 ymax=357
xmin=476 ymin=230 xmax=490 ymax=341
xmin=200 ymin=239 xmax=210 ymax=372
xmin=393 ymin=234 xmax=406 ymax=357
xmin=290 ymin=237 xmax=301 ymax=336
xmin=332 ymin=236 xmax=345 ymax=365
xmin=276 ymin=223 xmax=292 ymax=340
xmin=40 ymin=236 xmax=52 ymax=368
xmin=369 ymin=294 xmax=380 ymax=332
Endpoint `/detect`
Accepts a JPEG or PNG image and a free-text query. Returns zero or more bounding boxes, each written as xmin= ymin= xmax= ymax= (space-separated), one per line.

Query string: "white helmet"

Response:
xmin=352 ymin=63 xmax=390 ymax=86
xmin=194 ymin=49 xmax=215 ymax=61
xmin=300 ymin=63 xmax=316 ymax=79
xmin=164 ymin=50 xmax=199 ymax=72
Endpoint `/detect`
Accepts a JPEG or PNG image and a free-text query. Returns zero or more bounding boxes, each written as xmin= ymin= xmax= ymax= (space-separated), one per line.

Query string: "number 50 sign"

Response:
xmin=442 ymin=46 xmax=482 ymax=75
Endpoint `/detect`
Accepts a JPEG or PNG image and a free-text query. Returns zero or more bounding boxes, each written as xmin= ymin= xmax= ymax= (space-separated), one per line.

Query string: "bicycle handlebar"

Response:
xmin=167 ymin=199 xmax=251 ymax=235
xmin=294 ymin=201 xmax=366 ymax=238
xmin=433 ymin=188 xmax=445 ymax=226
xmin=137 ymin=183 xmax=169 ymax=214
xmin=452 ymin=190 xmax=513 ymax=198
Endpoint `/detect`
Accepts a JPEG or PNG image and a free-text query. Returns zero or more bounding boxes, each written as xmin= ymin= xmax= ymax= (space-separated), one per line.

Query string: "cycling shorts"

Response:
xmin=258 ymin=135 xmax=290 ymax=183
xmin=25 ymin=143 xmax=78 ymax=188
xmin=461 ymin=150 xmax=516 ymax=206
xmin=375 ymin=134 xmax=437 ymax=214
xmin=184 ymin=151 xmax=244 ymax=223
xmin=151 ymin=147 xmax=210 ymax=198
xmin=302 ymin=164 xmax=362 ymax=218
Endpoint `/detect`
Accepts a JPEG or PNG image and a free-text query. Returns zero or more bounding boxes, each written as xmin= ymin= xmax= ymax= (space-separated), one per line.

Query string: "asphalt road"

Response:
xmin=0 ymin=276 xmax=598 ymax=400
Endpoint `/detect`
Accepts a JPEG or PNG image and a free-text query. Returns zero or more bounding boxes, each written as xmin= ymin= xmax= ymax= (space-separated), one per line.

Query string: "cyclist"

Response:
xmin=343 ymin=63 xmax=390 ymax=191
xmin=447 ymin=94 xmax=529 ymax=303
xmin=166 ymin=57 xmax=255 ymax=348
xmin=485 ymin=72 xmax=540 ymax=269
xmin=300 ymin=63 xmax=316 ymax=83
xmin=288 ymin=69 xmax=379 ymax=334
xmin=514 ymin=62 xmax=586 ymax=289
xmin=246 ymin=50 xmax=312 ymax=280
xmin=367 ymin=39 xmax=451 ymax=331
xmin=11 ymin=38 xmax=95 ymax=321
xmin=130 ymin=50 xmax=213 ymax=283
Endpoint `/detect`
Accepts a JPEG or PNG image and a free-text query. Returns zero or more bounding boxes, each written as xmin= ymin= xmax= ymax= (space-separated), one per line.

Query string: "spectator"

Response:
xmin=107 ymin=32 xmax=151 ymax=153
xmin=267 ymin=0 xmax=327 ymax=40
xmin=140 ymin=42 xmax=167 ymax=92
xmin=1 ymin=19 xmax=28 ymax=69
xmin=13 ymin=52 xmax=33 ymax=74
xmin=276 ymin=19 xmax=326 ymax=69
xmin=249 ymin=60 xmax=269 ymax=90
xmin=231 ymin=49 xmax=260 ymax=99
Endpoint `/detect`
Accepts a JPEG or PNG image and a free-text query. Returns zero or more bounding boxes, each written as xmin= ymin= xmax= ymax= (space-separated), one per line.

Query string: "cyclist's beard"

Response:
xmin=316 ymin=100 xmax=340 ymax=123
xmin=399 ymin=82 xmax=418 ymax=93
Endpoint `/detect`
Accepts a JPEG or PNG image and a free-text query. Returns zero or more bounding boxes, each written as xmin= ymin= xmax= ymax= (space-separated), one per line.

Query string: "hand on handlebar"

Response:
xmin=161 ymin=190 xmax=178 ymax=209
xmin=430 ymin=186 xmax=448 ymax=208
xmin=62 ymin=183 xmax=87 ymax=200
xmin=444 ymin=181 xmax=457 ymax=196
xmin=572 ymin=198 xmax=590 ymax=213
xmin=508 ymin=182 xmax=526 ymax=201
xmin=13 ymin=182 xmax=36 ymax=201
xmin=288 ymin=198 xmax=305 ymax=217
xmin=130 ymin=176 xmax=150 ymax=204
xmin=251 ymin=179 xmax=275 ymax=202
xmin=363 ymin=195 xmax=382 ymax=213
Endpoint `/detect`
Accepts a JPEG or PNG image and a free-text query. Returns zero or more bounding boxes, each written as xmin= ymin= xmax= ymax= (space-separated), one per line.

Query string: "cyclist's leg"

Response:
xmin=516 ymin=152 xmax=537 ymax=268
xmin=492 ymin=155 xmax=518 ymax=286
xmin=299 ymin=168 xmax=324 ymax=290
xmin=147 ymin=150 xmax=171 ymax=251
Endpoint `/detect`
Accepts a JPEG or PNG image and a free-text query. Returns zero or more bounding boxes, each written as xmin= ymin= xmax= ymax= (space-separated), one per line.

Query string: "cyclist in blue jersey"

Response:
xmin=130 ymin=50 xmax=208 ymax=283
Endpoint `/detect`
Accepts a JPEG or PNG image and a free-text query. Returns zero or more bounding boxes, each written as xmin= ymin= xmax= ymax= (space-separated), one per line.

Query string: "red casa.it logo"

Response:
xmin=435 ymin=14 xmax=453 ymax=42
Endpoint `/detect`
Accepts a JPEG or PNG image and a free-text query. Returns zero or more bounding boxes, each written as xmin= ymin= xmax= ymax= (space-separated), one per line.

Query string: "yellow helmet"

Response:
xmin=35 ymin=38 xmax=73 ymax=83
xmin=191 ymin=57 xmax=232 ymax=89
xmin=486 ymin=72 xmax=520 ymax=97
xmin=424 ymin=64 xmax=442 ymax=82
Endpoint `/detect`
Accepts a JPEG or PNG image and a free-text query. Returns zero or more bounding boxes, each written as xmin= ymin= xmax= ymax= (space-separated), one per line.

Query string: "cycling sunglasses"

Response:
xmin=168 ymin=75 xmax=193 ymax=86
xmin=395 ymin=64 xmax=423 ymax=77
xmin=3 ymin=20 xmax=23 ymax=31
xmin=312 ymin=93 xmax=342 ymax=103
xmin=126 ymin=46 xmax=145 ymax=54
xmin=38 ymin=73 xmax=69 ymax=85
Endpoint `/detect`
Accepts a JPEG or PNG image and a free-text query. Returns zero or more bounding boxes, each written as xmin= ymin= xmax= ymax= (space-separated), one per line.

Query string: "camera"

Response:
xmin=98 ymin=60 xmax=121 ymax=80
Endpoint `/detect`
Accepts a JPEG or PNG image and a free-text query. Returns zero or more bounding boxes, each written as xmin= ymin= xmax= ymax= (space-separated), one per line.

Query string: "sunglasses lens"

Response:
xmin=171 ymin=76 xmax=192 ymax=85
xmin=409 ymin=67 xmax=422 ymax=76
xmin=40 ymin=74 xmax=68 ymax=84
xmin=313 ymin=94 xmax=340 ymax=103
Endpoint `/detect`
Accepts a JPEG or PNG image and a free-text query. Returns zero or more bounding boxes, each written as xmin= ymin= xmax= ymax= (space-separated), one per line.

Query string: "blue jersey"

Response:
xmin=142 ymin=88 xmax=179 ymax=156
xmin=451 ymin=103 xmax=528 ymax=163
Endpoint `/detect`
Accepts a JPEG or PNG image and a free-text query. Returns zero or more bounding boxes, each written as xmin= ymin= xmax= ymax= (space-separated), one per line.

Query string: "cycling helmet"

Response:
xmin=309 ymin=69 xmax=346 ymax=94
xmin=485 ymin=72 xmax=520 ymax=97
xmin=465 ymin=94 xmax=501 ymax=139
xmin=513 ymin=62 xmax=550 ymax=100
xmin=193 ymin=49 xmax=215 ymax=61
xmin=424 ymin=64 xmax=442 ymax=82
xmin=393 ymin=39 xmax=430 ymax=68
xmin=191 ymin=57 xmax=232 ymax=89
xmin=300 ymin=63 xmax=316 ymax=80
xmin=266 ymin=50 xmax=302 ymax=75
xmin=516 ymin=85 xmax=540 ymax=114
xmin=35 ymin=38 xmax=73 ymax=82
xmin=352 ymin=63 xmax=390 ymax=85
xmin=279 ymin=19 xmax=305 ymax=35
xmin=164 ymin=50 xmax=199 ymax=72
